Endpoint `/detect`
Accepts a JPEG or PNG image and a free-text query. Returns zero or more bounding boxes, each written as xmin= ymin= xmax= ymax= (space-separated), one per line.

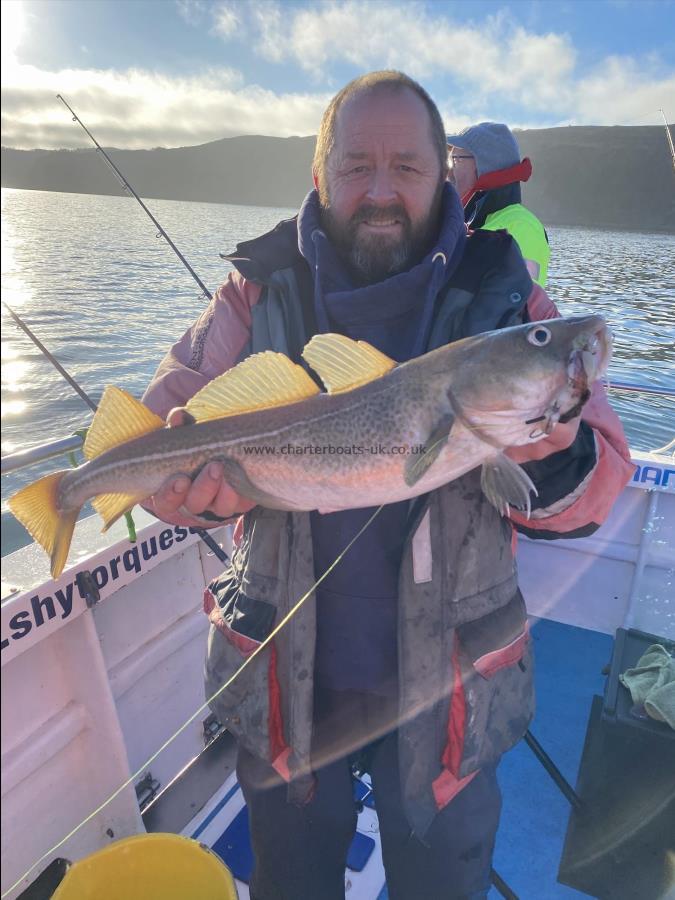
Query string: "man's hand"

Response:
xmin=144 ymin=407 xmax=256 ymax=528
xmin=506 ymin=416 xmax=581 ymax=464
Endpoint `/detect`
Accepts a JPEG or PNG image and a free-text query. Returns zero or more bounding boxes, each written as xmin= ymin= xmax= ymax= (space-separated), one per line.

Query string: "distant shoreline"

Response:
xmin=3 ymin=125 xmax=674 ymax=232
xmin=2 ymin=183 xmax=673 ymax=235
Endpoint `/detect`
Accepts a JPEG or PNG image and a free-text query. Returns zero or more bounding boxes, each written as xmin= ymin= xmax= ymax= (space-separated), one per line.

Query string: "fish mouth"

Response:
xmin=535 ymin=323 xmax=611 ymax=435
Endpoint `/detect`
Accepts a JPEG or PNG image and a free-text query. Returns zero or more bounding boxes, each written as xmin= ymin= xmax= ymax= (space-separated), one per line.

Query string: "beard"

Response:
xmin=321 ymin=186 xmax=444 ymax=285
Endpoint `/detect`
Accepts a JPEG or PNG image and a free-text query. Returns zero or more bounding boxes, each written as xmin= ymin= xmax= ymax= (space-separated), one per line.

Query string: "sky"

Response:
xmin=2 ymin=0 xmax=674 ymax=150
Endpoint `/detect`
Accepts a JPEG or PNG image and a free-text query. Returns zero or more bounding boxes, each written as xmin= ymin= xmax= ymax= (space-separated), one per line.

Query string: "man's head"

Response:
xmin=313 ymin=71 xmax=448 ymax=284
xmin=446 ymin=122 xmax=521 ymax=199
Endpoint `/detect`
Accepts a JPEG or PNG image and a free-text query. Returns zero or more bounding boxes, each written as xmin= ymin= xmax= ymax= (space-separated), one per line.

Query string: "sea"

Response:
xmin=2 ymin=187 xmax=674 ymax=556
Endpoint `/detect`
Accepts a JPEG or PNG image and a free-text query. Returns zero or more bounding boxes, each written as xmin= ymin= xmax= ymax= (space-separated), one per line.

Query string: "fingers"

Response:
xmin=147 ymin=462 xmax=255 ymax=528
xmin=181 ymin=462 xmax=227 ymax=516
xmin=166 ymin=407 xmax=196 ymax=428
xmin=151 ymin=410 xmax=255 ymax=524
xmin=151 ymin=473 xmax=193 ymax=517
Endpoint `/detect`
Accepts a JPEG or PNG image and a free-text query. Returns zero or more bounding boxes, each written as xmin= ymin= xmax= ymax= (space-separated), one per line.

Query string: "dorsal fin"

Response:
xmin=84 ymin=387 xmax=165 ymax=460
xmin=302 ymin=334 xmax=396 ymax=394
xmin=185 ymin=351 xmax=320 ymax=423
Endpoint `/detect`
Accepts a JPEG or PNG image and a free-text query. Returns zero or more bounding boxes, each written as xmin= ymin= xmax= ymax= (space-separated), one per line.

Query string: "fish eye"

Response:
xmin=527 ymin=326 xmax=552 ymax=346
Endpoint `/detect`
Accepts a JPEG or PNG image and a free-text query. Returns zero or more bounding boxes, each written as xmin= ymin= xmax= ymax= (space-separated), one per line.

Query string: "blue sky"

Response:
xmin=2 ymin=0 xmax=674 ymax=149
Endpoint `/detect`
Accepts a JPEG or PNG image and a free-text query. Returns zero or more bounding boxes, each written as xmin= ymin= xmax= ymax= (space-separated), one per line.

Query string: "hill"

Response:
xmin=2 ymin=126 xmax=674 ymax=231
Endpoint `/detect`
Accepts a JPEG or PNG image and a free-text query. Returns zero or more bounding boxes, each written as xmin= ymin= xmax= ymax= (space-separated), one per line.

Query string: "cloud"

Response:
xmin=575 ymin=56 xmax=675 ymax=125
xmin=1 ymin=0 xmax=673 ymax=150
xmin=234 ymin=0 xmax=672 ymax=125
xmin=1 ymin=63 xmax=329 ymax=149
xmin=211 ymin=2 xmax=241 ymax=39
xmin=175 ymin=0 xmax=208 ymax=27
xmin=244 ymin=0 xmax=578 ymax=106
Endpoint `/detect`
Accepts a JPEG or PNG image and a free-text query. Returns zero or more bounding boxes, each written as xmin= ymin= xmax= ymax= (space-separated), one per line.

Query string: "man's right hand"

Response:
xmin=144 ymin=407 xmax=256 ymax=528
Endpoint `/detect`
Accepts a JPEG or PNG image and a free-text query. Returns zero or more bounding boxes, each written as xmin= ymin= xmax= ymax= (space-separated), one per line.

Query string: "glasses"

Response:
xmin=450 ymin=155 xmax=474 ymax=163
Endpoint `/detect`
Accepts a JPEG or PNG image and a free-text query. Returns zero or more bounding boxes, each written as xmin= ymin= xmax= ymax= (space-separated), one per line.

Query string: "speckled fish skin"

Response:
xmin=54 ymin=314 xmax=609 ymax=515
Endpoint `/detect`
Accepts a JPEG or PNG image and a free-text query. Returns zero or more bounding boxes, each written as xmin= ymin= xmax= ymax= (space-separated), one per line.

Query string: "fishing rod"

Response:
xmin=2 ymin=302 xmax=229 ymax=565
xmin=56 ymin=94 xmax=213 ymax=302
xmin=51 ymin=94 xmax=231 ymax=563
xmin=659 ymin=109 xmax=675 ymax=174
xmin=3 ymin=301 xmax=97 ymax=413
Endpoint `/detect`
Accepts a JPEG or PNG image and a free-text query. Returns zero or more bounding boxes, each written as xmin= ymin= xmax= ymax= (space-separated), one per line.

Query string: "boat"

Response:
xmin=1 ymin=420 xmax=673 ymax=899
xmin=2 ymin=100 xmax=674 ymax=899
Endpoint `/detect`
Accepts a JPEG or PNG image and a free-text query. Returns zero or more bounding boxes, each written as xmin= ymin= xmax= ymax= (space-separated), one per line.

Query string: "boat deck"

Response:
xmin=489 ymin=618 xmax=612 ymax=899
xmin=180 ymin=618 xmax=616 ymax=899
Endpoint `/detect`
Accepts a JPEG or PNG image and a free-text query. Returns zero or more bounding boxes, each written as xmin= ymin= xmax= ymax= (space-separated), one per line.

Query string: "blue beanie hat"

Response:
xmin=446 ymin=122 xmax=521 ymax=177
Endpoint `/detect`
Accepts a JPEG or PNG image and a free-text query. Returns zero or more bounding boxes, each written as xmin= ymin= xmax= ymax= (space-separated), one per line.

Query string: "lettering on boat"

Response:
xmin=1 ymin=525 xmax=192 ymax=653
xmin=631 ymin=462 xmax=674 ymax=491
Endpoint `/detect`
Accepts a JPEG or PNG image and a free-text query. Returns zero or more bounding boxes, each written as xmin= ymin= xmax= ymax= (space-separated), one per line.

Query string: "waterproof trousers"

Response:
xmin=236 ymin=687 xmax=501 ymax=900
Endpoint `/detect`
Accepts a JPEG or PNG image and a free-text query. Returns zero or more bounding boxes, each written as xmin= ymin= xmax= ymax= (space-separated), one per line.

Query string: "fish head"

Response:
xmin=446 ymin=315 xmax=611 ymax=446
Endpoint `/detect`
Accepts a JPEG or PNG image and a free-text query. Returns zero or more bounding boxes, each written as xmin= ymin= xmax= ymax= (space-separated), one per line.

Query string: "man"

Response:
xmin=447 ymin=122 xmax=551 ymax=286
xmin=142 ymin=72 xmax=632 ymax=899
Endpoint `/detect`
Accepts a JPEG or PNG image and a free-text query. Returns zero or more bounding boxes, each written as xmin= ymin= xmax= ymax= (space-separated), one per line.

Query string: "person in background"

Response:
xmin=447 ymin=122 xmax=551 ymax=286
xmin=142 ymin=73 xmax=631 ymax=899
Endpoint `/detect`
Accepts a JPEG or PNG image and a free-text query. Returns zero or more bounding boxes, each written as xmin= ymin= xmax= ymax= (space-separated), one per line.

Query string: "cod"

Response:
xmin=9 ymin=316 xmax=610 ymax=579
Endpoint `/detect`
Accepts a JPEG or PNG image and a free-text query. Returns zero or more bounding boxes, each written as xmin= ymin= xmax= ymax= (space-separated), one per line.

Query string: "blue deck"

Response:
xmin=486 ymin=618 xmax=613 ymax=899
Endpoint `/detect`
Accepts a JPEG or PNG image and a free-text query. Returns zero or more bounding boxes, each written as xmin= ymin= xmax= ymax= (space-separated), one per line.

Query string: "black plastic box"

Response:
xmin=558 ymin=628 xmax=675 ymax=899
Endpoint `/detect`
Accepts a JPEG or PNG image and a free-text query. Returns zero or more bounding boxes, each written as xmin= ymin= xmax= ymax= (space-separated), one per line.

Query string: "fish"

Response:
xmin=8 ymin=315 xmax=611 ymax=579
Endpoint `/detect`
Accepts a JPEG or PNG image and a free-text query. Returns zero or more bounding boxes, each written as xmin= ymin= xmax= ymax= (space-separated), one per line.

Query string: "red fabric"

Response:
xmin=268 ymin=643 xmax=288 ymax=771
xmin=435 ymin=635 xmax=475 ymax=809
xmin=461 ymin=157 xmax=532 ymax=206
xmin=473 ymin=623 xmax=529 ymax=678
xmin=271 ymin=747 xmax=292 ymax=782
xmin=432 ymin=767 xmax=479 ymax=810
xmin=442 ymin=634 xmax=467 ymax=777
xmin=203 ymin=587 xmax=261 ymax=655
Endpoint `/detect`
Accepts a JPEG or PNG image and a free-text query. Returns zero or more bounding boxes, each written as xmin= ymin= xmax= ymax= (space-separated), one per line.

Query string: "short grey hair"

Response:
xmin=313 ymin=70 xmax=449 ymax=203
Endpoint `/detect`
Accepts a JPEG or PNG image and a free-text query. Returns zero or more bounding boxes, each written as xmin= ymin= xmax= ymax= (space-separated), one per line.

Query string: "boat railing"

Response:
xmin=1 ymin=379 xmax=673 ymax=477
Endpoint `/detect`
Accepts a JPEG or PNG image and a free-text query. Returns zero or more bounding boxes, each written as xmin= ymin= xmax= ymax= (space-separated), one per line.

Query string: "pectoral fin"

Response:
xmin=404 ymin=413 xmax=455 ymax=487
xmin=480 ymin=455 xmax=538 ymax=517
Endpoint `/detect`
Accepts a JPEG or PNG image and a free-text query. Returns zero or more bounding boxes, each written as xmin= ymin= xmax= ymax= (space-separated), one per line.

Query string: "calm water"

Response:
xmin=2 ymin=188 xmax=674 ymax=554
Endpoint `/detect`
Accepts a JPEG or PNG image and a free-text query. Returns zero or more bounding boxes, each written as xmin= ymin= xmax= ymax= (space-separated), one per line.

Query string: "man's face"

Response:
xmin=448 ymin=146 xmax=478 ymax=200
xmin=319 ymin=87 xmax=445 ymax=284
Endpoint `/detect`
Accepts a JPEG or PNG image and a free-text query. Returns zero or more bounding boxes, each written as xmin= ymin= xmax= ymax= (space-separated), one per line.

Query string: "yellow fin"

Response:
xmin=7 ymin=471 xmax=79 ymax=578
xmin=185 ymin=351 xmax=320 ymax=422
xmin=302 ymin=334 xmax=396 ymax=394
xmin=84 ymin=387 xmax=165 ymax=460
xmin=92 ymin=492 xmax=147 ymax=531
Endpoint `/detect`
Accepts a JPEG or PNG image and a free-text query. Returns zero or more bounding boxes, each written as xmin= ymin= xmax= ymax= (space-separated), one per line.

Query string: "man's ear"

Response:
xmin=312 ymin=168 xmax=319 ymax=191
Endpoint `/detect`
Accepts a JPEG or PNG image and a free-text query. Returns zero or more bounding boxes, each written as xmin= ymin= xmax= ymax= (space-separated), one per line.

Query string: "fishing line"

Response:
xmin=2 ymin=504 xmax=384 ymax=898
xmin=7 ymin=97 xmax=581 ymax=894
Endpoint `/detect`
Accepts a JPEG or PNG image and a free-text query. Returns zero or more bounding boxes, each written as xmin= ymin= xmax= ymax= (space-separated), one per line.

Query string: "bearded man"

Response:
xmin=142 ymin=71 xmax=632 ymax=899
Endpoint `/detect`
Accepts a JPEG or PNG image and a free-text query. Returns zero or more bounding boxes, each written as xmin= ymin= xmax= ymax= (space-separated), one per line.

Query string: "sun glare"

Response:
xmin=1 ymin=0 xmax=26 ymax=77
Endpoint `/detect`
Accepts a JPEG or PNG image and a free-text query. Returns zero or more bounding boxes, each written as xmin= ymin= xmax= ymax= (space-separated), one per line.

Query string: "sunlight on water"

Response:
xmin=1 ymin=399 xmax=27 ymax=418
xmin=1 ymin=358 xmax=31 ymax=391
xmin=1 ymin=187 xmax=673 ymax=555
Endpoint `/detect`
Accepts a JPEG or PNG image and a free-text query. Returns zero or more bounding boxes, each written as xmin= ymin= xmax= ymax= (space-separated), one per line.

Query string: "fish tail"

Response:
xmin=7 ymin=471 xmax=80 ymax=579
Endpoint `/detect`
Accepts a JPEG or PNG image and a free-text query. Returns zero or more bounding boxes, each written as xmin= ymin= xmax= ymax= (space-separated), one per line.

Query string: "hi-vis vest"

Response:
xmin=203 ymin=222 xmax=536 ymax=838
xmin=482 ymin=203 xmax=550 ymax=288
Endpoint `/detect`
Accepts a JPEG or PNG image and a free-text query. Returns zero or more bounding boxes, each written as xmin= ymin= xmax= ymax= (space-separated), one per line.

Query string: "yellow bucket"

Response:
xmin=52 ymin=833 xmax=238 ymax=900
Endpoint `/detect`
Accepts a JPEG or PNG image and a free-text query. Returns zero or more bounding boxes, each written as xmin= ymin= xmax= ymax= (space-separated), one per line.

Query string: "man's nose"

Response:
xmin=365 ymin=167 xmax=397 ymax=203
